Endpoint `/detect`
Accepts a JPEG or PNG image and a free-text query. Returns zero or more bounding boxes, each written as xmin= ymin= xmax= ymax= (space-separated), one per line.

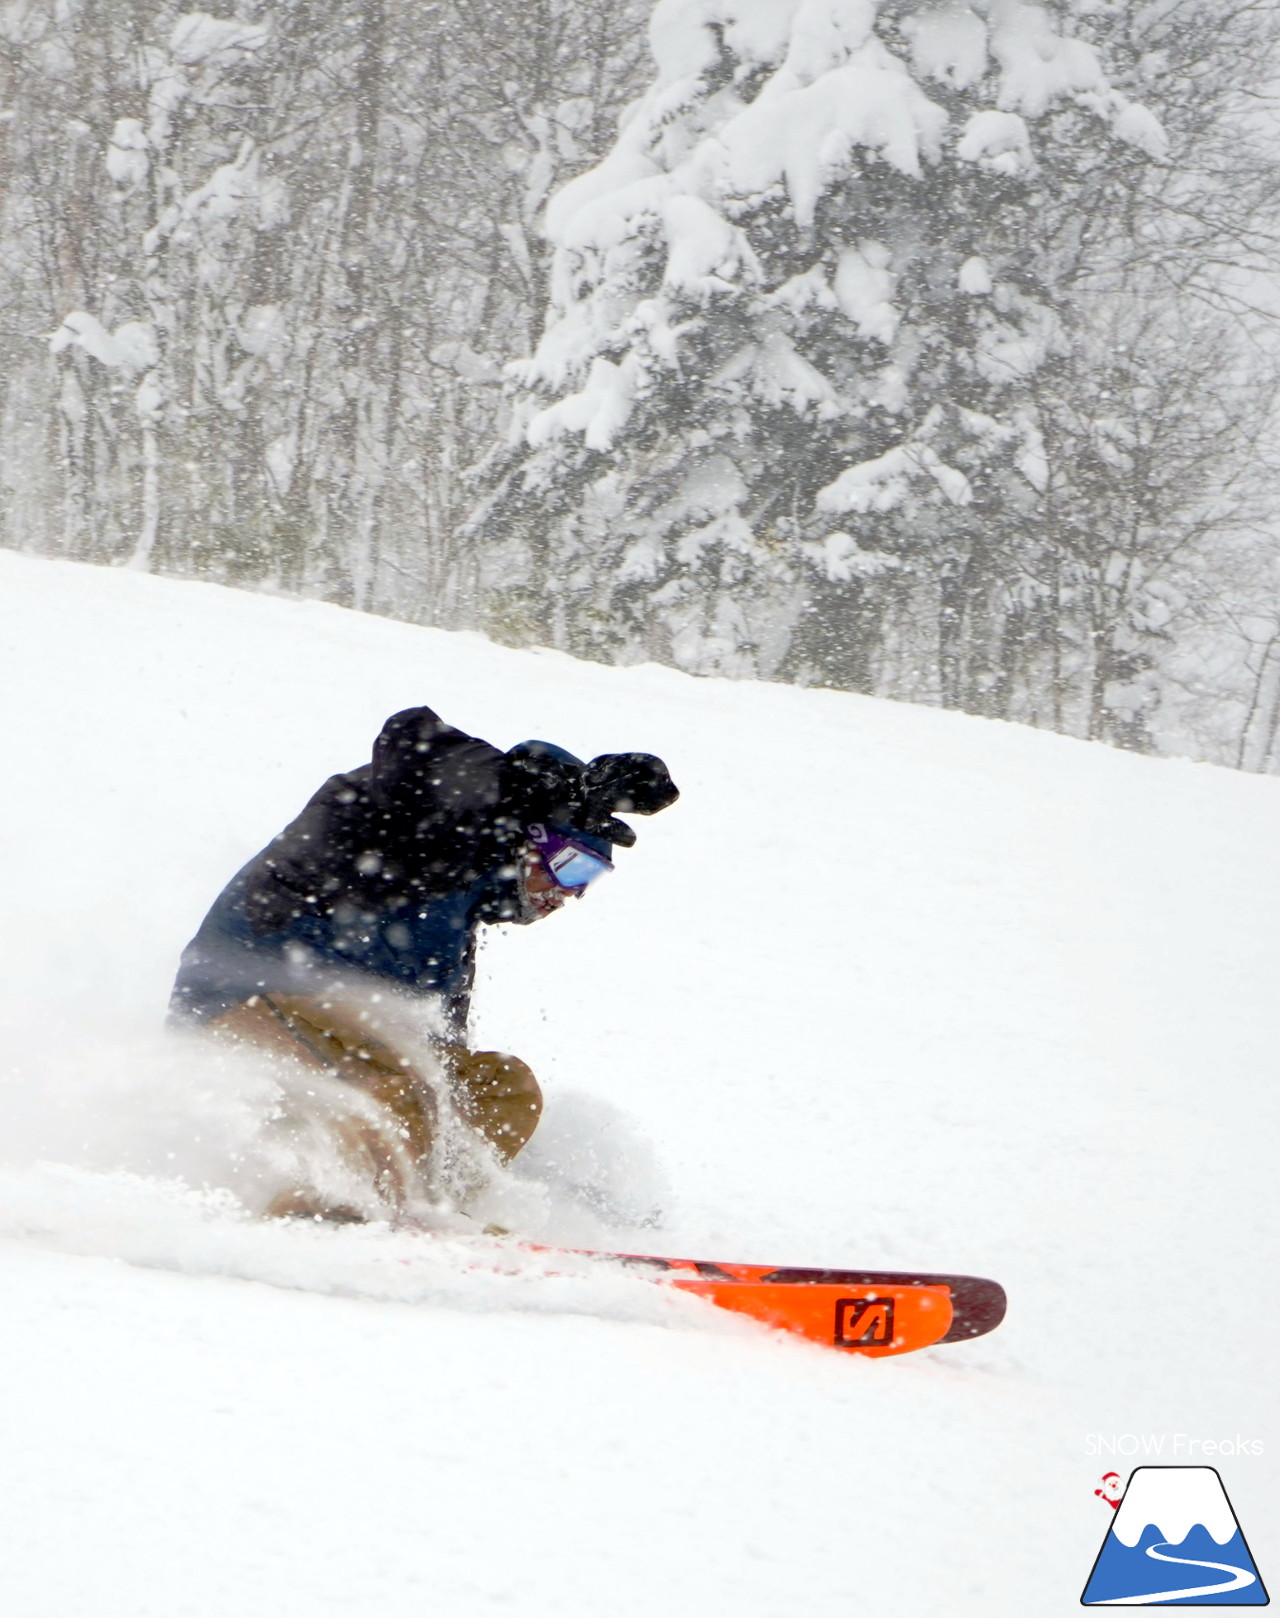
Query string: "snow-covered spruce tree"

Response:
xmin=473 ymin=0 xmax=1166 ymax=684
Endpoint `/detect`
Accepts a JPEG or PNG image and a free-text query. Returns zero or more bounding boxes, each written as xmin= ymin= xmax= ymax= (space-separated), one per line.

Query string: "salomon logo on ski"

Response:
xmin=835 ymin=1297 xmax=895 ymax=1346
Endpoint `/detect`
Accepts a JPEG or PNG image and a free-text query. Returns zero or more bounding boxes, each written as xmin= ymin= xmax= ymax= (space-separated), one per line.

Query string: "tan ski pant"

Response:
xmin=207 ymin=993 xmax=542 ymax=1220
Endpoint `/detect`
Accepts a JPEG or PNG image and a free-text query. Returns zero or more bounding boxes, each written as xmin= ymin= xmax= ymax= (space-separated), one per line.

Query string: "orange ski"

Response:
xmin=530 ymin=1247 xmax=1006 ymax=1358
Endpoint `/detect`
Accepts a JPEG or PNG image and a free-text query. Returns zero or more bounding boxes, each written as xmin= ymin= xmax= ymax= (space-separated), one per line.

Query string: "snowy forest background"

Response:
xmin=5 ymin=0 xmax=1280 ymax=770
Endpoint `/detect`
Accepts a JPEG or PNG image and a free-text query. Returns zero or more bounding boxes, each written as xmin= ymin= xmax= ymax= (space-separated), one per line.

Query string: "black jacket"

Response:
xmin=173 ymin=708 xmax=562 ymax=1031
xmin=169 ymin=707 xmax=677 ymax=1035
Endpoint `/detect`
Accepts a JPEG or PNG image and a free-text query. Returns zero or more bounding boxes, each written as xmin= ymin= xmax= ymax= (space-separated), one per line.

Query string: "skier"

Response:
xmin=169 ymin=705 xmax=678 ymax=1221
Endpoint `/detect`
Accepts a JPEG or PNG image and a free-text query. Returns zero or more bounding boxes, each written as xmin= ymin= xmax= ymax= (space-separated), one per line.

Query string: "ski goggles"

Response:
xmin=527 ymin=823 xmax=614 ymax=889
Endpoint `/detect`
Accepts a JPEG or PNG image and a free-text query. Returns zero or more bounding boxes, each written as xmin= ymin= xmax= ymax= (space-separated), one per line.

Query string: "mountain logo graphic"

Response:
xmin=1081 ymin=1466 xmax=1269 ymax=1606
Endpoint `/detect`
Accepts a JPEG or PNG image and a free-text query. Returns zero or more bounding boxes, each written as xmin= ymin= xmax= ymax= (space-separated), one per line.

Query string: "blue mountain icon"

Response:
xmin=1082 ymin=1467 xmax=1268 ymax=1605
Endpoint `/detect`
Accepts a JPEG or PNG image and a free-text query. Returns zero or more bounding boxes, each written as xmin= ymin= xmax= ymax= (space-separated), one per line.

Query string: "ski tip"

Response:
xmin=939 ymin=1275 xmax=1007 ymax=1342
xmin=756 ymin=1266 xmax=1007 ymax=1346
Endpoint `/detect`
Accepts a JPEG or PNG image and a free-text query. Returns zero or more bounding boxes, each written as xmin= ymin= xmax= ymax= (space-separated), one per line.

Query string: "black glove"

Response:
xmin=580 ymin=753 xmax=679 ymax=846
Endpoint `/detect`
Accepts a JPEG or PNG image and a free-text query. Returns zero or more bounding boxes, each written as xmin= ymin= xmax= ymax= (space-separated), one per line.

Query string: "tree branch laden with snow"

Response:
xmin=478 ymin=0 xmax=1168 ymax=683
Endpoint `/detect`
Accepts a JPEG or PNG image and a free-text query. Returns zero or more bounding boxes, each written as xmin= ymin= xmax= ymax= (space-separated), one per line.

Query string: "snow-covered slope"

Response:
xmin=1 ymin=551 xmax=1275 ymax=1616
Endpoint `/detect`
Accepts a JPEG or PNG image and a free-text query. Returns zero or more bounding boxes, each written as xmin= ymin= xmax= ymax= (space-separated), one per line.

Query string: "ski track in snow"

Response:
xmin=1 ymin=552 xmax=1277 ymax=1618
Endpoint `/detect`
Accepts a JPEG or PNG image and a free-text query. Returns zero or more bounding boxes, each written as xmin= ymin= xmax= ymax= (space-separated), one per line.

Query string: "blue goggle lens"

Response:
xmin=546 ymin=843 xmax=613 ymax=889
